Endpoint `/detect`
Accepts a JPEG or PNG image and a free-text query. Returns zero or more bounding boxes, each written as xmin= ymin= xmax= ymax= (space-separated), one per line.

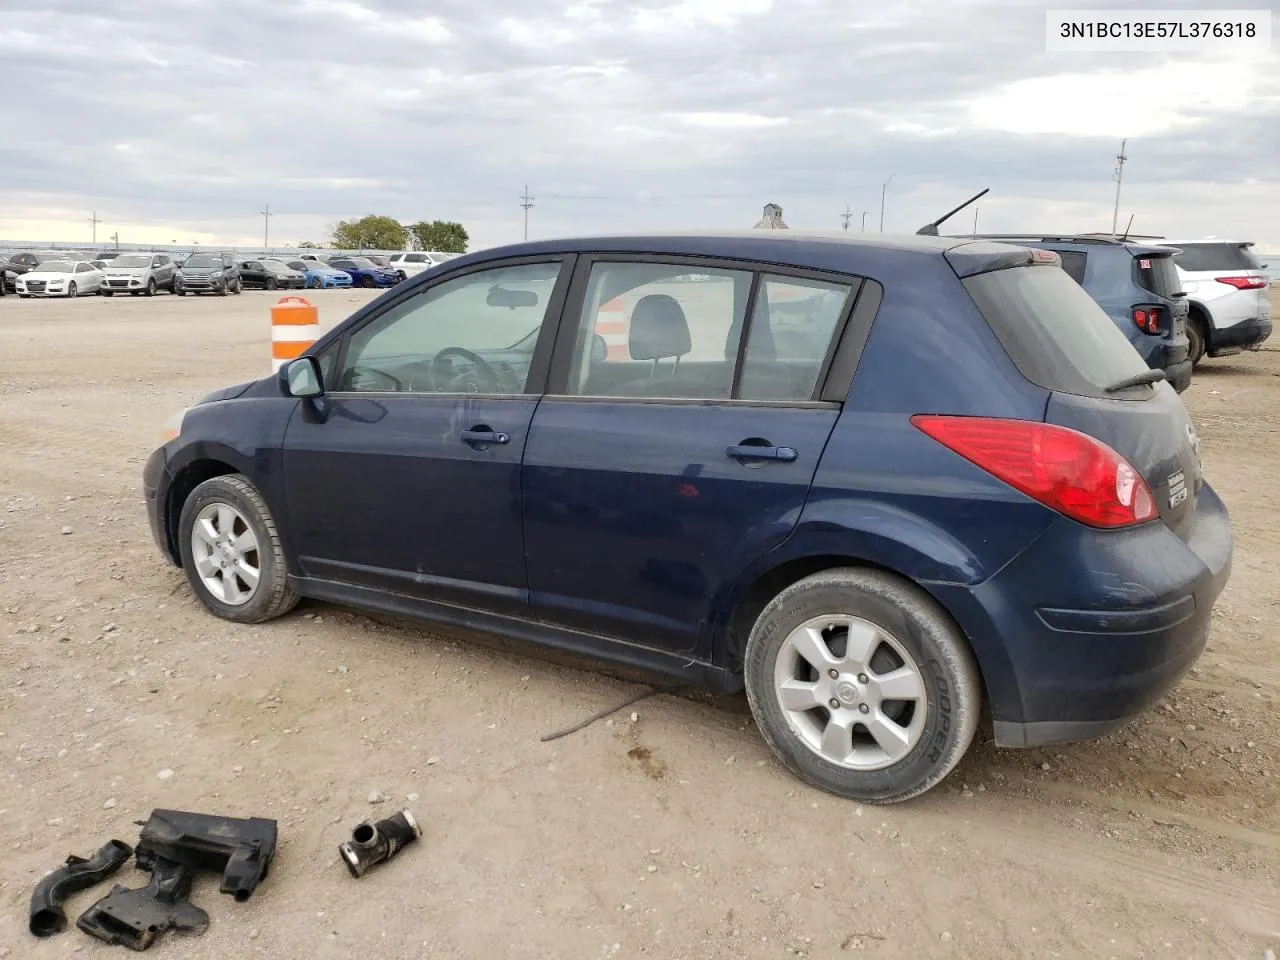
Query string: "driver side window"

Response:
xmin=337 ymin=261 xmax=562 ymax=394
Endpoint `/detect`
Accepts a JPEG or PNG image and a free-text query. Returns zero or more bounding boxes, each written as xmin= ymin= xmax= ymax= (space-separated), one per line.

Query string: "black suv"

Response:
xmin=175 ymin=253 xmax=242 ymax=296
xmin=962 ymin=235 xmax=1193 ymax=393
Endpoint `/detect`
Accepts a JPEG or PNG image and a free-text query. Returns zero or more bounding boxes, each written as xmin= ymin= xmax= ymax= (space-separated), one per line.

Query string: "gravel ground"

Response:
xmin=1 ymin=287 xmax=1277 ymax=959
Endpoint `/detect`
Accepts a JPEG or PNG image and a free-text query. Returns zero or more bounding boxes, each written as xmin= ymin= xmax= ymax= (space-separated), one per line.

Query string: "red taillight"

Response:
xmin=911 ymin=416 xmax=1158 ymax=529
xmin=1215 ymin=276 xmax=1266 ymax=290
xmin=1132 ymin=306 xmax=1160 ymax=334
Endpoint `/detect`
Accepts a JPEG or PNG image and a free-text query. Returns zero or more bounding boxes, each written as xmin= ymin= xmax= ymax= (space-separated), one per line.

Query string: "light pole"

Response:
xmin=879 ymin=174 xmax=895 ymax=232
xmin=860 ymin=211 xmax=868 ymax=232
xmin=260 ymin=203 xmax=273 ymax=250
xmin=1111 ymin=139 xmax=1128 ymax=238
xmin=520 ymin=185 xmax=535 ymax=241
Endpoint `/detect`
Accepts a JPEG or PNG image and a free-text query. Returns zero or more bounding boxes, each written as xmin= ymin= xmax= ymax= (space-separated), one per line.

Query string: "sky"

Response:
xmin=0 ymin=0 xmax=1277 ymax=252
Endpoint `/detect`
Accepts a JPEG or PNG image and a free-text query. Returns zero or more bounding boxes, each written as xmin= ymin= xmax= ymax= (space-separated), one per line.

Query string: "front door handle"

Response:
xmin=460 ymin=428 xmax=510 ymax=446
xmin=726 ymin=443 xmax=797 ymax=463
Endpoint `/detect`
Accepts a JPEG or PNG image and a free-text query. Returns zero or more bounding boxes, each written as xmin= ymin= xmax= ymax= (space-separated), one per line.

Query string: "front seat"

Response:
xmin=615 ymin=294 xmax=692 ymax=396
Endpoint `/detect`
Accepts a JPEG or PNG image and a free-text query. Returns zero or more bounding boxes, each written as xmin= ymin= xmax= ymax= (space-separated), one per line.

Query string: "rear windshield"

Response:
xmin=1173 ymin=242 xmax=1261 ymax=272
xmin=1135 ymin=254 xmax=1182 ymax=298
xmin=964 ymin=265 xmax=1150 ymax=398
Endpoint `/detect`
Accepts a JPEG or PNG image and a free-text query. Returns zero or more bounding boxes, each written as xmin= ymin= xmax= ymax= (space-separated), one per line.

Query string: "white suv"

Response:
xmin=387 ymin=251 xmax=460 ymax=281
xmin=1167 ymin=239 xmax=1272 ymax=365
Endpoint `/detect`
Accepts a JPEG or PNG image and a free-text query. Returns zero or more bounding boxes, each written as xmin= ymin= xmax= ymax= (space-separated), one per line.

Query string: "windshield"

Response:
xmin=39 ymin=262 xmax=76 ymax=273
xmin=1172 ymin=242 xmax=1262 ymax=272
xmin=964 ymin=265 xmax=1151 ymax=399
xmin=286 ymin=261 xmax=309 ymax=271
xmin=35 ymin=251 xmax=84 ymax=262
xmin=110 ymin=255 xmax=152 ymax=268
xmin=344 ymin=257 xmax=375 ymax=268
xmin=184 ymin=254 xmax=221 ymax=268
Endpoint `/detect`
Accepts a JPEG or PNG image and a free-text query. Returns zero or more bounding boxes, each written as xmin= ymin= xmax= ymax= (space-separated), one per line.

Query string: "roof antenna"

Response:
xmin=1119 ymin=213 xmax=1134 ymax=242
xmin=916 ymin=188 xmax=990 ymax=236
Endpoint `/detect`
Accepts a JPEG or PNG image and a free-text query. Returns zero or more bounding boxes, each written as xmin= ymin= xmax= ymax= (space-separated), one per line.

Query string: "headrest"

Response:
xmin=629 ymin=294 xmax=691 ymax=361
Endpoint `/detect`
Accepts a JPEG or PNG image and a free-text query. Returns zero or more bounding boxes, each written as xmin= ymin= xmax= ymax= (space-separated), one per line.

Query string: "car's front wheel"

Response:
xmin=67 ymin=282 xmax=78 ymax=298
xmin=177 ymin=474 xmax=298 ymax=624
xmin=744 ymin=568 xmax=981 ymax=804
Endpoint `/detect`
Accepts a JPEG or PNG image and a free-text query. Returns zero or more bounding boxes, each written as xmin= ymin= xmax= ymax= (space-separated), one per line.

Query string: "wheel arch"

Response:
xmin=713 ymin=547 xmax=1011 ymax=717
xmin=1187 ymin=300 xmax=1212 ymax=347
xmin=164 ymin=458 xmax=240 ymax=565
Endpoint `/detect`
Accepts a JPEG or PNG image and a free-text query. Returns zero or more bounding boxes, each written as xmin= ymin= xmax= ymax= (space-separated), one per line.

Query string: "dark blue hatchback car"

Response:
xmin=144 ymin=232 xmax=1232 ymax=803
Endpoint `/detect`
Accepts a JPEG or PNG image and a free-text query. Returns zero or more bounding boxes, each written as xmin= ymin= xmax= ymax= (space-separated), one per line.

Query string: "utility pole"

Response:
xmin=1111 ymin=138 xmax=1127 ymax=238
xmin=110 ymin=232 xmax=119 ymax=251
xmin=88 ymin=211 xmax=102 ymax=245
xmin=840 ymin=206 xmax=853 ymax=231
xmin=861 ymin=211 xmax=867 ymax=232
xmin=520 ymin=185 xmax=535 ymax=241
xmin=260 ymin=203 xmax=273 ymax=250
xmin=973 ymin=204 xmax=980 ymax=237
xmin=880 ymin=174 xmax=895 ymax=232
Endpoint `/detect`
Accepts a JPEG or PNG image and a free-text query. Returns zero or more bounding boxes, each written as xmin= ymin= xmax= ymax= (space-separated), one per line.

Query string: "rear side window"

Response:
xmin=1135 ymin=254 xmax=1181 ymax=298
xmin=964 ymin=265 xmax=1150 ymax=398
xmin=1057 ymin=251 xmax=1087 ymax=286
xmin=1173 ymin=242 xmax=1261 ymax=272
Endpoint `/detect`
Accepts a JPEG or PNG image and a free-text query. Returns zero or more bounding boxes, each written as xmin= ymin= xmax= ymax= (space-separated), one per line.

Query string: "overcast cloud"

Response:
xmin=0 ymin=0 xmax=1277 ymax=251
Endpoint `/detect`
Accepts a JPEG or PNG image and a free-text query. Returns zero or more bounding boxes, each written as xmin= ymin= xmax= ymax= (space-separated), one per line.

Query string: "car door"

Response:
xmin=280 ymin=256 xmax=573 ymax=616
xmin=153 ymin=255 xmax=174 ymax=288
xmin=522 ymin=257 xmax=859 ymax=655
xmin=242 ymin=261 xmax=265 ymax=287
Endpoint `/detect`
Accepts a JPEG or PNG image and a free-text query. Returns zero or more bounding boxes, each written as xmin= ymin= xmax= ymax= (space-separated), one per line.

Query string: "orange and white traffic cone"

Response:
xmin=270 ymin=296 xmax=321 ymax=372
xmin=595 ymin=297 xmax=630 ymax=360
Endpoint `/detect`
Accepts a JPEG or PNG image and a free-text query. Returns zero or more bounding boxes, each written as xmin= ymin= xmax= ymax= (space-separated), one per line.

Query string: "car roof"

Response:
xmin=463 ymin=231 xmax=1036 ymax=279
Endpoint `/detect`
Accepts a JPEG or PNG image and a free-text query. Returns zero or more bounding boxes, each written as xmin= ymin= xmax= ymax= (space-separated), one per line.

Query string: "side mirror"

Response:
xmin=283 ymin=356 xmax=323 ymax=398
xmin=591 ymin=333 xmax=607 ymax=364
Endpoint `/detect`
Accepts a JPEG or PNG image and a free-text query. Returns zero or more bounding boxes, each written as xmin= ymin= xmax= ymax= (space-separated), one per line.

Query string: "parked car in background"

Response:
xmin=99 ymin=252 xmax=178 ymax=296
xmin=386 ymin=251 xmax=459 ymax=281
xmin=359 ymin=254 xmax=393 ymax=269
xmin=239 ymin=259 xmax=307 ymax=291
xmin=326 ymin=256 xmax=400 ymax=288
xmin=1 ymin=253 xmax=30 ymax=294
xmin=145 ymin=231 xmax=1230 ymax=804
xmin=270 ymin=258 xmax=353 ymax=288
xmin=33 ymin=250 xmax=89 ymax=263
xmin=965 ymin=235 xmax=1193 ymax=393
xmin=1165 ymin=239 xmax=1272 ymax=365
xmin=175 ymin=252 xmax=242 ymax=296
xmin=15 ymin=259 xmax=105 ymax=298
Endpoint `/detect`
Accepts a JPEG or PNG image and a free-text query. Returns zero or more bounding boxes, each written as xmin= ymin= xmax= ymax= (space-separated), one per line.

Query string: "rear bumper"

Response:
xmin=1163 ymin=358 xmax=1193 ymax=393
xmin=1210 ymin=316 xmax=1272 ymax=354
xmin=930 ymin=482 xmax=1233 ymax=747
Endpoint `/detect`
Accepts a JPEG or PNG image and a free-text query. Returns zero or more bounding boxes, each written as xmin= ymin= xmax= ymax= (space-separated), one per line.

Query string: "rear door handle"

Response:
xmin=460 ymin=429 xmax=510 ymax=446
xmin=726 ymin=444 xmax=797 ymax=463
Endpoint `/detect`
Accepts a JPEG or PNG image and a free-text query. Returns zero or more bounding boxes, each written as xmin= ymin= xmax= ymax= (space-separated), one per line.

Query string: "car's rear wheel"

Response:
xmin=396 ymin=271 xmax=407 ymax=282
xmin=1187 ymin=315 xmax=1207 ymax=367
xmin=744 ymin=568 xmax=981 ymax=804
xmin=177 ymin=474 xmax=298 ymax=624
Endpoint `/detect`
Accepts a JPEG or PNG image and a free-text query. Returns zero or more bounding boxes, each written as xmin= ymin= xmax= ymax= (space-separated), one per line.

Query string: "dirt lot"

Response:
xmin=1 ymin=288 xmax=1277 ymax=959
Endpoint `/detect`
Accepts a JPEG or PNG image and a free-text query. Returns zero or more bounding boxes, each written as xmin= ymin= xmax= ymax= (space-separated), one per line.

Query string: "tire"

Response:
xmin=145 ymin=278 xmax=157 ymax=297
xmin=359 ymin=276 xmax=375 ymax=288
xmin=176 ymin=288 xmax=186 ymax=297
xmin=309 ymin=276 xmax=321 ymax=289
xmin=1187 ymin=315 xmax=1206 ymax=367
xmin=68 ymin=282 xmax=78 ymax=299
xmin=177 ymin=474 xmax=298 ymax=624
xmin=102 ymin=290 xmax=114 ymax=297
xmin=218 ymin=283 xmax=229 ymax=297
xmin=396 ymin=271 xmax=407 ymax=282
xmin=743 ymin=568 xmax=981 ymax=804
xmin=233 ymin=279 xmax=243 ymax=294
xmin=266 ymin=278 xmax=278 ymax=291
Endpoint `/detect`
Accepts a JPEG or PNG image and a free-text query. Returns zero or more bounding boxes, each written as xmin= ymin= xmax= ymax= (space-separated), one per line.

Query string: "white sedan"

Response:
xmin=15 ymin=260 xmax=106 ymax=298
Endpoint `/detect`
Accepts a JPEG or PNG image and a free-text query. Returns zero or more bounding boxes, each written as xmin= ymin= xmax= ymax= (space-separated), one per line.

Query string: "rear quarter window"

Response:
xmin=963 ymin=265 xmax=1151 ymax=399
xmin=1173 ymin=242 xmax=1262 ymax=272
xmin=1135 ymin=254 xmax=1181 ymax=298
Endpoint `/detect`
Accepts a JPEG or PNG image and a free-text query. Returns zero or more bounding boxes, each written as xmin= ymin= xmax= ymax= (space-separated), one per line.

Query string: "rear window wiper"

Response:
xmin=1104 ymin=369 xmax=1166 ymax=393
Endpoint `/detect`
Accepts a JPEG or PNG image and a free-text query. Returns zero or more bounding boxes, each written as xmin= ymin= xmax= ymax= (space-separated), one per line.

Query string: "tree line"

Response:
xmin=318 ymin=215 xmax=469 ymax=253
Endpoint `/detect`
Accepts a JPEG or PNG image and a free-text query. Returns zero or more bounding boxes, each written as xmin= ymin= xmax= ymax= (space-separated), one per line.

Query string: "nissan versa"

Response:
xmin=144 ymin=232 xmax=1232 ymax=803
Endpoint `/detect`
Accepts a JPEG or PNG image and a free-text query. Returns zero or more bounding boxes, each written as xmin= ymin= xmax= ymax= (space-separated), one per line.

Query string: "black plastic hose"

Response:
xmin=29 ymin=839 xmax=134 ymax=937
xmin=339 ymin=810 xmax=420 ymax=878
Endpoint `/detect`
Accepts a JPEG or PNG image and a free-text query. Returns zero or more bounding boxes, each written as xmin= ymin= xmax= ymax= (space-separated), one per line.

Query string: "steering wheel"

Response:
xmin=432 ymin=347 xmax=503 ymax=393
xmin=345 ymin=365 xmax=403 ymax=392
